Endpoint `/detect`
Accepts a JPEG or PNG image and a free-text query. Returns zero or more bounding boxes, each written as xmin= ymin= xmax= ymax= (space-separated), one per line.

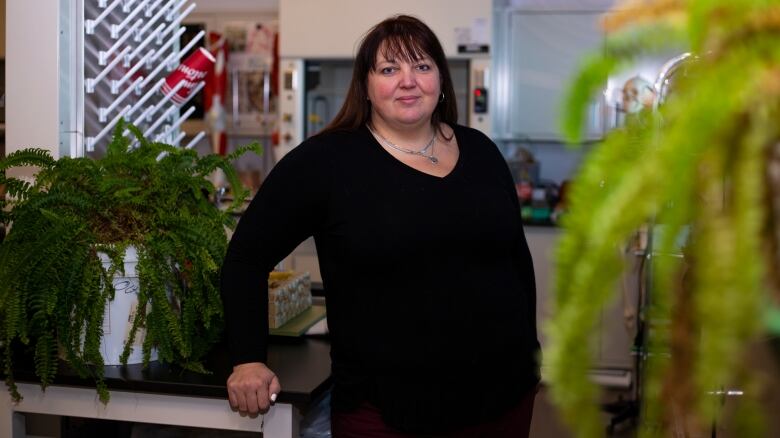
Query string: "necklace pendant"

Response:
xmin=429 ymin=156 xmax=439 ymax=164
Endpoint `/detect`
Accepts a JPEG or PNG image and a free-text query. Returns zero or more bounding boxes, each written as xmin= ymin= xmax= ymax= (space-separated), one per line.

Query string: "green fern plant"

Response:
xmin=0 ymin=120 xmax=261 ymax=403
xmin=547 ymin=0 xmax=780 ymax=436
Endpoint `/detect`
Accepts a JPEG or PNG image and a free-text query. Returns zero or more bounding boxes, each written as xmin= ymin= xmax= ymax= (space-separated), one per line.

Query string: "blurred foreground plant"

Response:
xmin=547 ymin=0 xmax=780 ymax=436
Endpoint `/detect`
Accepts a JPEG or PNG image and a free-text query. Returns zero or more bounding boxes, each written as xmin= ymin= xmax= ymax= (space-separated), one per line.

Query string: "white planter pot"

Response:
xmin=98 ymin=246 xmax=158 ymax=365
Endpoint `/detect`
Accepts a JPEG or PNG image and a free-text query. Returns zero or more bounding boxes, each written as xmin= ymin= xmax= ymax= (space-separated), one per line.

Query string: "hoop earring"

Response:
xmin=439 ymin=92 xmax=445 ymax=103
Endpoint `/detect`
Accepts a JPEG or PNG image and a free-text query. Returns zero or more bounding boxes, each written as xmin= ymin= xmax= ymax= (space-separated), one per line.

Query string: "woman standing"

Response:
xmin=221 ymin=15 xmax=540 ymax=437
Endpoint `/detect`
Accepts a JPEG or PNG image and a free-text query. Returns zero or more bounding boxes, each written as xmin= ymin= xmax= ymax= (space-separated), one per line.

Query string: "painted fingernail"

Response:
xmin=270 ymin=393 xmax=277 ymax=403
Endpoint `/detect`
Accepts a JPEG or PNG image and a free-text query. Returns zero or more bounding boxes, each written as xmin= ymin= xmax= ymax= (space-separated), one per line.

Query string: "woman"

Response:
xmin=221 ymin=15 xmax=540 ymax=437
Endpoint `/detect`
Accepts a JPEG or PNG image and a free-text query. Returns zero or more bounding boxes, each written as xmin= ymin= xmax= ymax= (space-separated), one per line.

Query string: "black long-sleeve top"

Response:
xmin=221 ymin=124 xmax=540 ymax=433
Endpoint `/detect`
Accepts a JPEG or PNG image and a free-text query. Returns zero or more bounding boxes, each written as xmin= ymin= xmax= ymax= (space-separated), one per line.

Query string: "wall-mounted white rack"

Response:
xmin=83 ymin=0 xmax=204 ymax=154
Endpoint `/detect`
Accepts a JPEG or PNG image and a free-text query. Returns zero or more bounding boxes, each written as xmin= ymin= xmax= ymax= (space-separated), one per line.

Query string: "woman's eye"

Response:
xmin=381 ymin=67 xmax=395 ymax=74
xmin=416 ymin=64 xmax=431 ymax=71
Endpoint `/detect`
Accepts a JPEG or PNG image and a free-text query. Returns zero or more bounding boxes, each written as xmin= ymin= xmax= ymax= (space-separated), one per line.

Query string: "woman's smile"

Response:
xmin=396 ymin=95 xmax=420 ymax=104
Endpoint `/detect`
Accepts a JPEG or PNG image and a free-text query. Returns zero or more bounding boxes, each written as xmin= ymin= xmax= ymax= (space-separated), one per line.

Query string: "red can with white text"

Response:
xmin=161 ymin=47 xmax=215 ymax=105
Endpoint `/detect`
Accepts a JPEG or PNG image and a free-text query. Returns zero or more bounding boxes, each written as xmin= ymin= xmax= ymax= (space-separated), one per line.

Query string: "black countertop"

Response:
xmin=522 ymin=220 xmax=557 ymax=227
xmin=10 ymin=337 xmax=332 ymax=406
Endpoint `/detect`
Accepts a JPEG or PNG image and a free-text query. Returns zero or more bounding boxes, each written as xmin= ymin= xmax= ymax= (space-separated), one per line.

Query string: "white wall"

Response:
xmin=187 ymin=9 xmax=278 ymax=31
xmin=194 ymin=0 xmax=278 ymax=14
xmin=6 ymin=1 xmax=61 ymax=158
xmin=499 ymin=0 xmax=617 ymax=11
xmin=279 ymin=0 xmax=492 ymax=58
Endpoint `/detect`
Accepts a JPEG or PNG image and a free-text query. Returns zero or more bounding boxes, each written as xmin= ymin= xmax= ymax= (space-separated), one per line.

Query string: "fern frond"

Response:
xmin=0 ymin=148 xmax=55 ymax=173
xmin=106 ymin=118 xmax=130 ymax=156
xmin=225 ymin=142 xmax=263 ymax=163
xmin=124 ymin=121 xmax=150 ymax=151
xmin=0 ymin=178 xmax=34 ymax=201
xmin=33 ymin=333 xmax=58 ymax=388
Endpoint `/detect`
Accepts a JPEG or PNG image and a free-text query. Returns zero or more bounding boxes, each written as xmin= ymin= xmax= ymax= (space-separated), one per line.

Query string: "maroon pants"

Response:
xmin=331 ymin=387 xmax=537 ymax=438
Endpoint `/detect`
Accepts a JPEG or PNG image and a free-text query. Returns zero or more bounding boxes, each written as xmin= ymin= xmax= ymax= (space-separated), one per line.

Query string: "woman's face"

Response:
xmin=367 ymin=47 xmax=441 ymax=129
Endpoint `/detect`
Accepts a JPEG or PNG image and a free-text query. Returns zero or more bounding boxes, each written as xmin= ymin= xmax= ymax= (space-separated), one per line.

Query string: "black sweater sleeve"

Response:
xmin=474 ymin=128 xmax=541 ymax=354
xmin=220 ymin=139 xmax=330 ymax=366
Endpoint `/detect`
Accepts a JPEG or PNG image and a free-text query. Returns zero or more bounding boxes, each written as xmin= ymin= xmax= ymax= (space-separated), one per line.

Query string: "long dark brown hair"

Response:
xmin=319 ymin=15 xmax=458 ymax=139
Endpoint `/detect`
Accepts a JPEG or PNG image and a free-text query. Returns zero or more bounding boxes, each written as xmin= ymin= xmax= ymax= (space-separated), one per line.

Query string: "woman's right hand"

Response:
xmin=227 ymin=362 xmax=281 ymax=416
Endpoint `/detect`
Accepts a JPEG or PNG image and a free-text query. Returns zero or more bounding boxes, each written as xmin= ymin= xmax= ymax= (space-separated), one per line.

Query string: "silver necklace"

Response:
xmin=367 ymin=125 xmax=438 ymax=164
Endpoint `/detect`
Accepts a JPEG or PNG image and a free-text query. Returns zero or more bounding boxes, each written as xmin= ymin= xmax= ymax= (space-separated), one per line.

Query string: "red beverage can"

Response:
xmin=161 ymin=47 xmax=215 ymax=105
